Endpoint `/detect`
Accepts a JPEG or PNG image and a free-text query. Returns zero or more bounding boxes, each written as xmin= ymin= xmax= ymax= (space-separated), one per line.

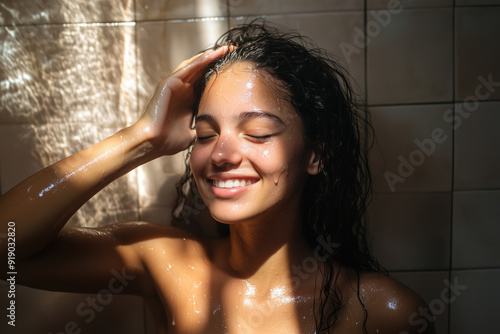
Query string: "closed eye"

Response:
xmin=196 ymin=135 xmax=216 ymax=142
xmin=247 ymin=134 xmax=273 ymax=141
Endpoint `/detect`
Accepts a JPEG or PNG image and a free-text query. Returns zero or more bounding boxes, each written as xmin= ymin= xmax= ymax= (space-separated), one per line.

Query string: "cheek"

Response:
xmin=254 ymin=143 xmax=289 ymax=175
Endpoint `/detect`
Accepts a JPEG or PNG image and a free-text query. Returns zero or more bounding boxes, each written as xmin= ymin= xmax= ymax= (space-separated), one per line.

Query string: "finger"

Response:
xmin=173 ymin=45 xmax=229 ymax=81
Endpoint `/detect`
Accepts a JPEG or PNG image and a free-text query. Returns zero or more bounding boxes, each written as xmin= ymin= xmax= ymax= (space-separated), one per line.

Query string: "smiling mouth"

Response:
xmin=211 ymin=179 xmax=254 ymax=188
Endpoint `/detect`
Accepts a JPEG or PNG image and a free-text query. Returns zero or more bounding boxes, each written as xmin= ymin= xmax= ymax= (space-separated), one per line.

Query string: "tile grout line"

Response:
xmin=448 ymin=1 xmax=457 ymax=333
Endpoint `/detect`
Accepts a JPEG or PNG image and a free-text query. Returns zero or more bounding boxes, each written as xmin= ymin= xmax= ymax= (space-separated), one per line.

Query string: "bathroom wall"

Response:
xmin=0 ymin=0 xmax=498 ymax=333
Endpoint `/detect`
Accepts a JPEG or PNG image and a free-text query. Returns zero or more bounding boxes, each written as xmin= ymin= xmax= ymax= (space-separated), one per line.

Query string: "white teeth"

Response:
xmin=214 ymin=179 xmax=253 ymax=188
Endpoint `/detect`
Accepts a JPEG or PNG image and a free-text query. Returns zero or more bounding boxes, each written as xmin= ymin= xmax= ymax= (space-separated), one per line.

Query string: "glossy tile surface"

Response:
xmin=140 ymin=206 xmax=175 ymax=226
xmin=229 ymin=0 xmax=363 ymax=16
xmin=138 ymin=155 xmax=185 ymax=208
xmin=453 ymin=190 xmax=500 ymax=269
xmin=369 ymin=104 xmax=453 ymax=193
xmin=136 ymin=19 xmax=228 ymax=111
xmin=368 ymin=0 xmax=453 ymax=8
xmin=456 ymin=0 xmax=500 ymax=5
xmin=367 ymin=192 xmax=451 ymax=271
xmin=455 ymin=6 xmax=500 ymax=101
xmin=449 ymin=269 xmax=500 ymax=334
xmin=367 ymin=8 xmax=453 ymax=104
xmin=0 ymin=0 xmax=134 ymax=25
xmin=0 ymin=24 xmax=137 ymax=126
xmin=454 ymin=102 xmax=500 ymax=190
xmin=136 ymin=0 xmax=227 ymax=20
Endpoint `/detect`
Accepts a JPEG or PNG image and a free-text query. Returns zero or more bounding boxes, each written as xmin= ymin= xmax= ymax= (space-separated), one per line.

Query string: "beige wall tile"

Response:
xmin=369 ymin=104 xmax=453 ymax=193
xmin=229 ymin=0 xmax=363 ymax=16
xmin=367 ymin=192 xmax=451 ymax=271
xmin=450 ymin=269 xmax=500 ymax=334
xmin=367 ymin=8 xmax=453 ymax=104
xmin=0 ymin=0 xmax=134 ymax=25
xmin=454 ymin=101 xmax=500 ymax=190
xmin=138 ymin=155 xmax=185 ymax=208
xmin=456 ymin=0 xmax=500 ymax=5
xmin=453 ymin=190 xmax=500 ymax=269
xmin=456 ymin=7 xmax=500 ymax=101
xmin=137 ymin=19 xmax=228 ymax=112
xmin=136 ymin=0 xmax=227 ymax=21
xmin=368 ymin=0 xmax=453 ymax=9
xmin=140 ymin=206 xmax=175 ymax=226
xmin=0 ymin=24 xmax=137 ymax=126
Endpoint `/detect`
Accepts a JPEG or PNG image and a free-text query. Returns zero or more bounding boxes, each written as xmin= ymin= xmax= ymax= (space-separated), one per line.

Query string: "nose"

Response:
xmin=210 ymin=131 xmax=242 ymax=168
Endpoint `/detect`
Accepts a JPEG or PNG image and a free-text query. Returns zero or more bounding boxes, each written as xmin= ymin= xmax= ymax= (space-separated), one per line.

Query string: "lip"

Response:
xmin=207 ymin=174 xmax=259 ymax=199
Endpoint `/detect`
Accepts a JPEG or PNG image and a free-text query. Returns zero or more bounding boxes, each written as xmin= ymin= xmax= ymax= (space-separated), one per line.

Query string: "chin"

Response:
xmin=207 ymin=200 xmax=280 ymax=226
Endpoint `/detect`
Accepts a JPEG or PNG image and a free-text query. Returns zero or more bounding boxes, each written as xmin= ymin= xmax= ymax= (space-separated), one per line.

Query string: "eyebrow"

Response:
xmin=196 ymin=111 xmax=285 ymax=125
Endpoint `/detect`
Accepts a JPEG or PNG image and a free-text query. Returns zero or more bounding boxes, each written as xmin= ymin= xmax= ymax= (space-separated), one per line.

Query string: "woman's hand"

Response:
xmin=0 ymin=46 xmax=228 ymax=261
xmin=136 ymin=46 xmax=228 ymax=156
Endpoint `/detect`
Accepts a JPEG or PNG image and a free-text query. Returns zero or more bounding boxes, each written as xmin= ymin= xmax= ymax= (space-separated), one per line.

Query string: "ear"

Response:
xmin=306 ymin=148 xmax=321 ymax=175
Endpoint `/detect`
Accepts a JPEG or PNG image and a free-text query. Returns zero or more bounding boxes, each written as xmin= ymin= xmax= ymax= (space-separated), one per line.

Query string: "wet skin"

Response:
xmin=0 ymin=48 xmax=434 ymax=333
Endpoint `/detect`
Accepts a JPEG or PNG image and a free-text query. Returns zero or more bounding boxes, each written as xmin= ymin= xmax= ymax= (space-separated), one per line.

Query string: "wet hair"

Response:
xmin=173 ymin=20 xmax=386 ymax=333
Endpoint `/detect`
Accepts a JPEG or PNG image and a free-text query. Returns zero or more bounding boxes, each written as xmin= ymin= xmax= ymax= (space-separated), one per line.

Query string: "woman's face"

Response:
xmin=190 ymin=61 xmax=318 ymax=224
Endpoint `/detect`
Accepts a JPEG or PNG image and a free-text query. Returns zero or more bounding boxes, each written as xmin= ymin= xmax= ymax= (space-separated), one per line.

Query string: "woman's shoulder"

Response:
xmin=102 ymin=221 xmax=216 ymax=259
xmin=357 ymin=271 xmax=436 ymax=334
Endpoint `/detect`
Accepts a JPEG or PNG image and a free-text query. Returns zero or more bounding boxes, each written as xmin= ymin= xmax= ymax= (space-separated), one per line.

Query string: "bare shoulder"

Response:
xmin=100 ymin=221 xmax=210 ymax=256
xmin=359 ymin=272 xmax=436 ymax=334
xmin=102 ymin=221 xmax=218 ymax=266
xmin=99 ymin=221 xmax=198 ymax=245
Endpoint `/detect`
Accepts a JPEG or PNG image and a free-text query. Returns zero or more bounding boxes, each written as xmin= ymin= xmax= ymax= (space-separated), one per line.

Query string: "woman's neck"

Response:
xmin=223 ymin=209 xmax=313 ymax=289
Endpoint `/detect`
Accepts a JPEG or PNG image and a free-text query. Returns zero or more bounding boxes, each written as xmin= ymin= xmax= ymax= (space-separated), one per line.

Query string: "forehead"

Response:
xmin=199 ymin=62 xmax=296 ymax=119
xmin=208 ymin=61 xmax=274 ymax=84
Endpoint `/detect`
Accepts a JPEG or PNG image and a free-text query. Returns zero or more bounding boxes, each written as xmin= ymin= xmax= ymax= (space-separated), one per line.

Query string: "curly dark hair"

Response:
xmin=173 ymin=20 xmax=386 ymax=333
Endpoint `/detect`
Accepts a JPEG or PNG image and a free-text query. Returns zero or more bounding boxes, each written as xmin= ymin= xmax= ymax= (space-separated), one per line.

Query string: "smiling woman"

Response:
xmin=191 ymin=61 xmax=312 ymax=224
xmin=0 ymin=21 xmax=434 ymax=333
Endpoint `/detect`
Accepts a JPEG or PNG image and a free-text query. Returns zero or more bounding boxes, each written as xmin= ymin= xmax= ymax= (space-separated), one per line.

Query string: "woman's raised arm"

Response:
xmin=0 ymin=46 xmax=227 ymax=291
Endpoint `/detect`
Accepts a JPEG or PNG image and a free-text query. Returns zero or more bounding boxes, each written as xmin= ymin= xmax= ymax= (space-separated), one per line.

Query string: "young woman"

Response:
xmin=1 ymin=22 xmax=434 ymax=333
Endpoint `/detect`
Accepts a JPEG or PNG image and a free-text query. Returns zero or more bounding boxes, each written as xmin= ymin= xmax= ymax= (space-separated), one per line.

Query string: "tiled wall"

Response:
xmin=0 ymin=0 xmax=498 ymax=333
